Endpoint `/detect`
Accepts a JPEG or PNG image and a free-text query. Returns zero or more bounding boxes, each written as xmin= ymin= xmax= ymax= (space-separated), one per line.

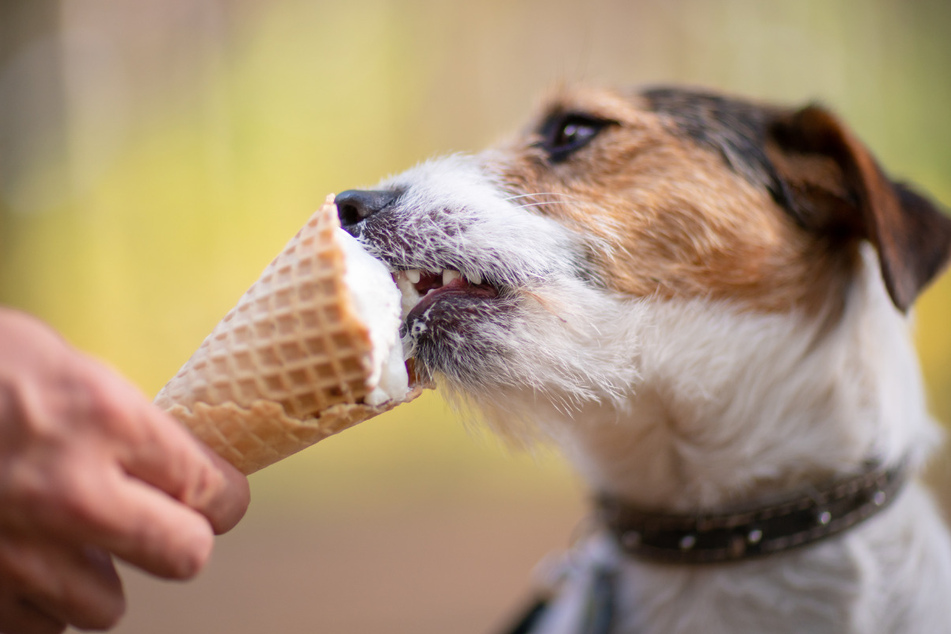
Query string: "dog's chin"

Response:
xmin=402 ymin=287 xmax=517 ymax=390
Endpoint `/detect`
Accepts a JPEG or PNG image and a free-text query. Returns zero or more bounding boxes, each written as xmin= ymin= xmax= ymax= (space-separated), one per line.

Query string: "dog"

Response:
xmin=334 ymin=84 xmax=951 ymax=633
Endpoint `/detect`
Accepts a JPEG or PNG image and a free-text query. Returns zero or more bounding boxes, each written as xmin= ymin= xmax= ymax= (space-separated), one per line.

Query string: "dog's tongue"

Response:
xmin=413 ymin=271 xmax=445 ymax=295
xmin=407 ymin=276 xmax=498 ymax=322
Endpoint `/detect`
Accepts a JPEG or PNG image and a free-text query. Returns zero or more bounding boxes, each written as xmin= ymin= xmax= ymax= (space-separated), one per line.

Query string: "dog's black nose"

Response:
xmin=335 ymin=189 xmax=398 ymax=228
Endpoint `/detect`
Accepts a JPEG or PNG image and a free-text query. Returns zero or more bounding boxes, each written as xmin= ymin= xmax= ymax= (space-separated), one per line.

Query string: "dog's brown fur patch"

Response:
xmin=485 ymin=86 xmax=856 ymax=315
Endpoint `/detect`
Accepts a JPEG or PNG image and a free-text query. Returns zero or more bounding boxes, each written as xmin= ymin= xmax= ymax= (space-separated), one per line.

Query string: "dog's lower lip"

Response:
xmin=406 ymin=278 xmax=499 ymax=321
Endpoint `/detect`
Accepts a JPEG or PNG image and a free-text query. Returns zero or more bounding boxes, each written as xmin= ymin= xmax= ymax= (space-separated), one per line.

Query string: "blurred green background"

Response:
xmin=2 ymin=1 xmax=950 ymax=632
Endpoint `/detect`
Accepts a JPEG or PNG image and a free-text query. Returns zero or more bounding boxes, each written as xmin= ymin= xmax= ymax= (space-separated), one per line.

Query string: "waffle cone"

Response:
xmin=155 ymin=195 xmax=417 ymax=474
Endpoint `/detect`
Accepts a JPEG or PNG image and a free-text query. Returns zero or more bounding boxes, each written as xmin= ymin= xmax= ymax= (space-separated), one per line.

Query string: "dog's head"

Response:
xmin=337 ymin=85 xmax=951 ymax=425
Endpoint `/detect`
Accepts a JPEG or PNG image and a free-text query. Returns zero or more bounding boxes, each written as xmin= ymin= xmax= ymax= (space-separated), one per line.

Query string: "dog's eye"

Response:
xmin=540 ymin=113 xmax=612 ymax=163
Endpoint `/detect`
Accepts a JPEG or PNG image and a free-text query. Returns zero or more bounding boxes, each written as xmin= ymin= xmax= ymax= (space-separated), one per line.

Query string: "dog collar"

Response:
xmin=597 ymin=462 xmax=906 ymax=564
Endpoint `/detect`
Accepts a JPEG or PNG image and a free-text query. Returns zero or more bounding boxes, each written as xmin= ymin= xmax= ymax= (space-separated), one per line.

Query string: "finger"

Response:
xmin=100 ymin=475 xmax=214 ymax=579
xmin=121 ymin=403 xmax=251 ymax=534
xmin=0 ymin=536 xmax=123 ymax=632
xmin=0 ymin=598 xmax=64 ymax=634
xmin=44 ymin=468 xmax=215 ymax=580
xmin=75 ymin=356 xmax=250 ymax=533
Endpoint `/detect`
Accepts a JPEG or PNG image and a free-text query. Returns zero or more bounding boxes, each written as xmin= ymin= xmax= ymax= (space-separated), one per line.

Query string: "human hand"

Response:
xmin=0 ymin=308 xmax=251 ymax=633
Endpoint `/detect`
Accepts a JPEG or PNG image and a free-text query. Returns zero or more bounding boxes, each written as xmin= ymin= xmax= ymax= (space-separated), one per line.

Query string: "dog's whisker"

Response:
xmin=503 ymin=192 xmax=582 ymax=201
xmin=514 ymin=201 xmax=567 ymax=210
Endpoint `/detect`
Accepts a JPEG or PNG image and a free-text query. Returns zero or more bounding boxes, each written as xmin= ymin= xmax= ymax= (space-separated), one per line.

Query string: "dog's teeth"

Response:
xmin=397 ymin=282 xmax=421 ymax=319
xmin=395 ymin=273 xmax=418 ymax=297
xmin=406 ymin=269 xmax=422 ymax=284
xmin=468 ymin=271 xmax=482 ymax=286
xmin=443 ymin=269 xmax=462 ymax=286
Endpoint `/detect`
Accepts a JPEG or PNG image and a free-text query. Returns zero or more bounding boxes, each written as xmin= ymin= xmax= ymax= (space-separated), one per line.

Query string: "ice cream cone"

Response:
xmin=155 ymin=195 xmax=417 ymax=474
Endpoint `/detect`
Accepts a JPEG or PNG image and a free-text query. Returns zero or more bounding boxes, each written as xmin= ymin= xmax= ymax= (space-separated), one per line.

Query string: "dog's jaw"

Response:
xmin=346 ymin=154 xmax=645 ymax=429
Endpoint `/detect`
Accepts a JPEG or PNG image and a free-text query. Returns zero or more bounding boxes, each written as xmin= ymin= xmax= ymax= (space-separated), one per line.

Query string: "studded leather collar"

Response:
xmin=597 ymin=462 xmax=906 ymax=564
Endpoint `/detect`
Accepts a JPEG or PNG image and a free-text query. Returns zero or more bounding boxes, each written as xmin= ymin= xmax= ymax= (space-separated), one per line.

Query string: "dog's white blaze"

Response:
xmin=372 ymin=155 xmax=585 ymax=284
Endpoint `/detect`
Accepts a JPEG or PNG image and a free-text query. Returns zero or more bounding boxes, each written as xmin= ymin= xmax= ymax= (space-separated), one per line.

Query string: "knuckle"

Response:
xmin=183 ymin=462 xmax=226 ymax=510
xmin=53 ymin=474 xmax=94 ymax=521
xmin=50 ymin=468 xmax=111 ymax=532
xmin=64 ymin=357 xmax=130 ymax=431
xmin=1 ymin=464 xmax=48 ymax=516
xmin=0 ymin=378 xmax=29 ymax=433
xmin=80 ymin=380 xmax=126 ymax=430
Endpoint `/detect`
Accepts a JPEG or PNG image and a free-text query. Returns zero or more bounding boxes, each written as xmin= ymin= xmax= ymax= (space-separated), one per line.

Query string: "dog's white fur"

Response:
xmin=533 ymin=248 xmax=951 ymax=634
xmin=352 ymin=116 xmax=951 ymax=632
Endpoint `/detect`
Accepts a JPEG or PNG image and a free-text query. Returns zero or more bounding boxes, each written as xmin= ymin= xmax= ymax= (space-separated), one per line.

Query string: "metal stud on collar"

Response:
xmin=679 ymin=534 xmax=697 ymax=550
xmin=621 ymin=531 xmax=641 ymax=548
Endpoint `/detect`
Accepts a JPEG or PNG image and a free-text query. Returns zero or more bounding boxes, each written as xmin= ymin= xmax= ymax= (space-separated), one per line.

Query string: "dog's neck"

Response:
xmin=544 ymin=249 xmax=937 ymax=512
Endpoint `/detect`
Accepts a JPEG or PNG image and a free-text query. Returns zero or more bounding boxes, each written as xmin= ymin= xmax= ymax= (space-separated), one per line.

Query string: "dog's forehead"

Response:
xmin=530 ymin=84 xmax=778 ymax=128
xmin=527 ymin=85 xmax=786 ymax=195
xmin=640 ymin=87 xmax=785 ymax=187
xmin=529 ymin=85 xmax=646 ymax=123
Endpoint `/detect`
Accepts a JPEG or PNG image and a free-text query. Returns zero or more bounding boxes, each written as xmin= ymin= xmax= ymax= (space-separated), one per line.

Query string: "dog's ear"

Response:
xmin=765 ymin=105 xmax=951 ymax=312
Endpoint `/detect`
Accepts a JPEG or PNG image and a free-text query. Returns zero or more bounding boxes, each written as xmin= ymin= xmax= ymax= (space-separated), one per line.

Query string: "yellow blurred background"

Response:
xmin=2 ymin=1 xmax=950 ymax=632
